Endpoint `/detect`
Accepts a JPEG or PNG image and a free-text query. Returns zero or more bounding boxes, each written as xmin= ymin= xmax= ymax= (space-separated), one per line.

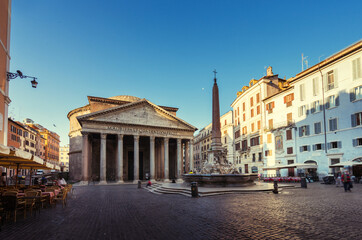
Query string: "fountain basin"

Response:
xmin=183 ymin=173 xmax=258 ymax=187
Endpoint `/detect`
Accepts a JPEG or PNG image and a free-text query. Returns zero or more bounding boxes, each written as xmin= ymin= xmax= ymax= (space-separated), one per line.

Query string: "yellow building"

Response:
xmin=59 ymin=145 xmax=69 ymax=172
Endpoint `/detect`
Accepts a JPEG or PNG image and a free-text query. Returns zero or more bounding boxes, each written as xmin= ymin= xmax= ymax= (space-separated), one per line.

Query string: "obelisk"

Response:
xmin=208 ymin=70 xmax=222 ymax=163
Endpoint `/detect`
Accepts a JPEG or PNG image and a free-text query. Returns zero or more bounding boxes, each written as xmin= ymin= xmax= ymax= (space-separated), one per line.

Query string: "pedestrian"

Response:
xmin=146 ymin=180 xmax=152 ymax=188
xmin=341 ymin=171 xmax=351 ymax=192
xmin=0 ymin=172 xmax=6 ymax=187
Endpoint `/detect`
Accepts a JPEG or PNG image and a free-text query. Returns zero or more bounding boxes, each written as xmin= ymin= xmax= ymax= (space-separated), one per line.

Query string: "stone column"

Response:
xmin=189 ymin=139 xmax=194 ymax=172
xmin=150 ymin=136 xmax=155 ymax=181
xmin=81 ymin=132 xmax=89 ymax=184
xmin=117 ymin=134 xmax=124 ymax=183
xmin=100 ymin=133 xmax=107 ymax=184
xmin=176 ymin=138 xmax=182 ymax=182
xmin=164 ymin=137 xmax=169 ymax=181
xmin=133 ymin=135 xmax=139 ymax=183
xmin=185 ymin=141 xmax=189 ymax=173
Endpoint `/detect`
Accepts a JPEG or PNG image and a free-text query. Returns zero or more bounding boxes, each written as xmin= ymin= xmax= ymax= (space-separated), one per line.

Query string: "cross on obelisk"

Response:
xmin=213 ymin=69 xmax=217 ymax=83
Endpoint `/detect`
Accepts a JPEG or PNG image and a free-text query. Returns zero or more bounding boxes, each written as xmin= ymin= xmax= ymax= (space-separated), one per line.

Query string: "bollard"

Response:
xmin=273 ymin=180 xmax=278 ymax=194
xmin=191 ymin=182 xmax=198 ymax=198
xmin=301 ymin=177 xmax=307 ymax=188
xmin=138 ymin=180 xmax=141 ymax=188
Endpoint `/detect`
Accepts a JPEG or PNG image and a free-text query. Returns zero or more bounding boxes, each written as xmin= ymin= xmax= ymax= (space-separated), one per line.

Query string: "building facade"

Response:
xmin=60 ymin=145 xmax=69 ymax=172
xmin=263 ymin=40 xmax=362 ymax=179
xmin=68 ymin=95 xmax=197 ymax=183
xmin=0 ymin=0 xmax=11 ymax=147
xmin=231 ymin=67 xmax=287 ymax=174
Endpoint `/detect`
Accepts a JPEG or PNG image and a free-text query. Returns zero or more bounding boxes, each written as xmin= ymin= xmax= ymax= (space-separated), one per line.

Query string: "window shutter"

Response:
xmin=323 ymin=73 xmax=328 ymax=92
xmin=298 ymin=107 xmax=302 ymax=117
xmin=353 ymin=139 xmax=357 ymax=147
xmin=325 ymin=99 xmax=330 ymax=109
xmin=284 ymin=96 xmax=287 ymax=103
xmin=335 ymin=95 xmax=340 ymax=106
xmin=337 ymin=141 xmax=342 ymax=148
xmin=311 ymin=103 xmax=315 ymax=113
xmin=321 ymin=143 xmax=325 ymax=150
xmin=307 ymin=145 xmax=310 ymax=152
xmin=266 ymin=104 xmax=269 ymax=111
xmin=306 ymin=125 xmax=310 ymax=136
xmin=351 ymin=114 xmax=357 ymax=127
xmin=350 ymin=88 xmax=356 ymax=102
xmin=300 ymin=146 xmax=303 ymax=152
xmin=306 ymin=108 xmax=309 ymax=115
xmin=299 ymin=127 xmax=302 ymax=137
xmin=291 ymin=93 xmax=294 ymax=101
xmin=312 ymin=144 xmax=316 ymax=151
xmin=334 ymin=69 xmax=338 ymax=88
xmin=272 ymin=102 xmax=275 ymax=108
xmin=327 ymin=142 xmax=331 ymax=149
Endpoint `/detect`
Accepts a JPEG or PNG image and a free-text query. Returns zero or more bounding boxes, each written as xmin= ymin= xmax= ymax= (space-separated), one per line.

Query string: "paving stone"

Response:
xmin=1 ymin=183 xmax=361 ymax=239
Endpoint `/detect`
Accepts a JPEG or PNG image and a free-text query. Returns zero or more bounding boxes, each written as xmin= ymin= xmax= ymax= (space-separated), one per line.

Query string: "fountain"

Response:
xmin=183 ymin=70 xmax=258 ymax=187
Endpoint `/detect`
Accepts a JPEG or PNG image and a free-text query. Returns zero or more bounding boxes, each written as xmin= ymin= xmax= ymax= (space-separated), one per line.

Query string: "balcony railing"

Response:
xmin=264 ymin=120 xmax=295 ymax=132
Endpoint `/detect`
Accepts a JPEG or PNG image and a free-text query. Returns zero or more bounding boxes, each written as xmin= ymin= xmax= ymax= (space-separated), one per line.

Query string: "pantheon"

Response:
xmin=68 ymin=95 xmax=197 ymax=184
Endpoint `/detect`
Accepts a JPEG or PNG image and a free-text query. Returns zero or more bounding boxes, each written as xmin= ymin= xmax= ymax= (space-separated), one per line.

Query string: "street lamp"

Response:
xmin=7 ymin=70 xmax=38 ymax=88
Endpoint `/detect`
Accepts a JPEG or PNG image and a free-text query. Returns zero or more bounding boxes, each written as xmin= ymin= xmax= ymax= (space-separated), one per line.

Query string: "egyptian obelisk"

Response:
xmin=208 ymin=70 xmax=222 ymax=163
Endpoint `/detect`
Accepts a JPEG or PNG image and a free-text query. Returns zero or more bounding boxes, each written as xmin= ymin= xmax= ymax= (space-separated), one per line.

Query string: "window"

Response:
xmin=287 ymin=147 xmax=293 ymax=154
xmin=268 ymin=119 xmax=273 ymax=129
xmin=326 ymin=70 xmax=337 ymax=91
xmin=352 ymin=58 xmax=361 ymax=80
xmin=351 ymin=112 xmax=362 ymax=127
xmin=252 ymin=153 xmax=256 ymax=162
xmin=313 ymin=143 xmax=324 ymax=151
xmin=313 ymin=77 xmax=319 ymax=96
xmin=326 ymin=95 xmax=339 ymax=109
xmin=250 ymin=97 xmax=254 ymax=107
xmin=314 ymin=122 xmax=322 ymax=134
xmin=328 ymin=141 xmax=341 ymax=149
xmin=267 ymin=134 xmax=272 ymax=143
xmin=241 ymin=140 xmax=248 ymax=151
xmin=235 ymin=130 xmax=240 ymax=139
xmin=256 ymin=105 xmax=260 ymax=115
xmin=298 ymin=105 xmax=308 ymax=117
xmin=350 ymin=86 xmax=362 ymax=102
xmin=284 ymin=93 xmax=294 ymax=107
xmin=287 ymin=113 xmax=293 ymax=124
xmin=300 ymin=84 xmax=305 ymax=101
xmin=225 ymin=137 xmax=227 ymax=144
xmin=251 ymin=109 xmax=254 ymax=118
xmin=300 ymin=145 xmax=310 ymax=152
xmin=257 ymin=121 xmax=261 ymax=130
xmin=251 ymin=123 xmax=255 ymax=132
xmin=242 ymin=126 xmax=247 ymax=135
xmin=258 ymin=152 xmax=262 ymax=161
xmin=224 ymin=119 xmax=227 ymax=125
xmin=266 ymin=102 xmax=275 ymax=113
xmin=265 ymin=150 xmax=272 ymax=156
xmin=329 ymin=118 xmax=338 ymax=131
xmin=250 ymin=136 xmax=260 ymax=147
xmin=256 ymin=93 xmax=260 ymax=103
xmin=235 ymin=142 xmax=240 ymax=151
xmin=243 ymin=102 xmax=245 ymax=112
xmin=353 ymin=138 xmax=362 ymax=147
xmin=299 ymin=125 xmax=310 ymax=137
xmin=243 ymin=113 xmax=245 ymax=121
xmin=237 ymin=107 xmax=240 ymax=116
xmin=286 ymin=129 xmax=292 ymax=140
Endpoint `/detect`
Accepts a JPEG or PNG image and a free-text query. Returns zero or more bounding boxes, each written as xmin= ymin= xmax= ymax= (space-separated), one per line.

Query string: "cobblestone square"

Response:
xmin=1 ymin=183 xmax=362 ymax=240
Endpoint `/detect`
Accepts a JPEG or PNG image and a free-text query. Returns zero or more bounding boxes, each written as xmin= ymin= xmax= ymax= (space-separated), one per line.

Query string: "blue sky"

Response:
xmin=8 ymin=0 xmax=362 ymax=145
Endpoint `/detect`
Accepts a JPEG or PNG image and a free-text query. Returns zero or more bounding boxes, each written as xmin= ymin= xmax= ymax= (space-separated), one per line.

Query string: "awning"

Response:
xmin=263 ymin=163 xmax=318 ymax=170
xmin=330 ymin=161 xmax=362 ymax=167
xmin=0 ymin=144 xmax=51 ymax=170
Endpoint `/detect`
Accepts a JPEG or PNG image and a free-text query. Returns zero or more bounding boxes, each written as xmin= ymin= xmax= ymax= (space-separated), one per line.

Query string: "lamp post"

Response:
xmin=7 ymin=70 xmax=38 ymax=88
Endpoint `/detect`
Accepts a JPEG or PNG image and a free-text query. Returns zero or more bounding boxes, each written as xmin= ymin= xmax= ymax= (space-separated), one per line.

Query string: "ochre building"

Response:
xmin=68 ymin=95 xmax=197 ymax=183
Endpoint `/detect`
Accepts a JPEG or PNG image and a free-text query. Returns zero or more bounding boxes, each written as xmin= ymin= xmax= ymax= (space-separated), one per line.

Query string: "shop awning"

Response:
xmin=263 ymin=163 xmax=318 ymax=170
xmin=330 ymin=161 xmax=362 ymax=167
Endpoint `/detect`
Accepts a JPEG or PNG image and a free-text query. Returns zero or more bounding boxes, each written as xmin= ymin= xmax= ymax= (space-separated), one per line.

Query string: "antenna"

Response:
xmin=302 ymin=53 xmax=308 ymax=71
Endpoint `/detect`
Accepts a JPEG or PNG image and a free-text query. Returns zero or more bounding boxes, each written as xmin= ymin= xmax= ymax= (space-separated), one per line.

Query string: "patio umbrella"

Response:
xmin=330 ymin=161 xmax=360 ymax=167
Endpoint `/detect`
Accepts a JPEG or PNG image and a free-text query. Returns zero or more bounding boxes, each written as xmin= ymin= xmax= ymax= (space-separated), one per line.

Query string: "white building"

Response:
xmin=60 ymin=145 xmax=69 ymax=172
xmin=231 ymin=67 xmax=287 ymax=174
xmin=263 ymin=40 xmax=362 ymax=180
xmin=193 ymin=111 xmax=234 ymax=171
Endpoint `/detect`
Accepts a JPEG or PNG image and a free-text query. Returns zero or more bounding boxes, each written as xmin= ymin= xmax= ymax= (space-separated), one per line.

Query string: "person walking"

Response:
xmin=335 ymin=171 xmax=342 ymax=187
xmin=341 ymin=171 xmax=351 ymax=192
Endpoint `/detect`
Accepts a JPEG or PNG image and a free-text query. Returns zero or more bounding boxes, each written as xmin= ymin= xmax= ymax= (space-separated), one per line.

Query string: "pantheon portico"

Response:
xmin=67 ymin=95 xmax=197 ymax=183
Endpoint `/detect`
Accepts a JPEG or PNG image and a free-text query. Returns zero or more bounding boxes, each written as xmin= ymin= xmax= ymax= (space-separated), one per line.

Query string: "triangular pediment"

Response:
xmin=77 ymin=99 xmax=196 ymax=131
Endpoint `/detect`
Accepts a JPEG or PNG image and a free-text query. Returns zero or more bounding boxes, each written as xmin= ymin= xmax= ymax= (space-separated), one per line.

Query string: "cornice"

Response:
xmin=67 ymin=104 xmax=91 ymax=119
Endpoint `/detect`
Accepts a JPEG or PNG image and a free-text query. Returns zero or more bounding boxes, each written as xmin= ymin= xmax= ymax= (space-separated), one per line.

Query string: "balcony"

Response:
xmin=264 ymin=120 xmax=295 ymax=132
